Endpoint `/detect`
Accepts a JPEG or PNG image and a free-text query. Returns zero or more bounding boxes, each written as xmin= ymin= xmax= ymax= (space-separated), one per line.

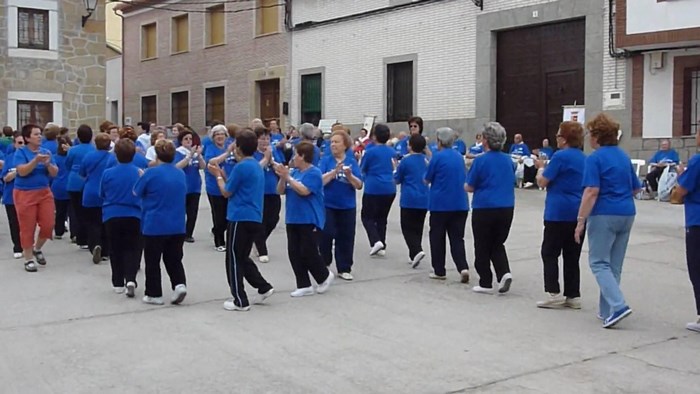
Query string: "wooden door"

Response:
xmin=259 ymin=79 xmax=280 ymax=126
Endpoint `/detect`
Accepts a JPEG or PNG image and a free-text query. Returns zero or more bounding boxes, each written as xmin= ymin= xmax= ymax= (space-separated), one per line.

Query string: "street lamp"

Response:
xmin=82 ymin=0 xmax=99 ymax=27
xmin=472 ymin=0 xmax=483 ymax=10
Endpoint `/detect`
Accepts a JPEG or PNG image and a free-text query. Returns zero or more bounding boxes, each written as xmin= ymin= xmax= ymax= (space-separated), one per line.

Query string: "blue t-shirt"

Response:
xmin=253 ymin=149 xmax=284 ymax=195
xmin=468 ymin=143 xmax=484 ymax=156
xmin=100 ymin=163 xmax=142 ymax=222
xmin=226 ymin=157 xmax=264 ymax=223
xmin=542 ymin=148 xmax=586 ymax=222
xmin=582 ymin=146 xmax=641 ymax=216
xmin=133 ymin=163 xmax=187 ymax=235
xmin=467 ymin=151 xmax=516 ymax=209
xmin=650 ymin=149 xmax=680 ymax=165
xmin=65 ymin=143 xmax=95 ymax=192
xmin=510 ymin=143 xmax=531 ymax=157
xmin=270 ymin=132 xmax=284 ymax=144
xmin=360 ymin=144 xmax=396 ymax=195
xmin=679 ymin=153 xmax=700 ymax=227
xmin=394 ymin=153 xmax=429 ymax=210
xmin=285 ymin=166 xmax=325 ymax=229
xmin=539 ymin=147 xmax=554 ymax=160
xmin=41 ymin=139 xmax=58 ymax=155
xmin=395 ymin=137 xmax=409 ymax=158
xmin=13 ymin=147 xmax=55 ymax=191
xmin=319 ymin=154 xmax=361 ymax=210
xmin=80 ymin=150 xmax=115 ymax=208
xmin=425 ymin=149 xmax=469 ymax=212
xmin=1 ymin=153 xmax=17 ymax=204
xmin=453 ymin=140 xmax=467 ymax=155
xmin=129 ymin=152 xmax=150 ymax=169
xmin=203 ymin=144 xmax=235 ymax=196
xmin=428 ymin=143 xmax=439 ymax=155
xmin=51 ymin=154 xmax=70 ymax=200
xmin=175 ymin=151 xmax=203 ymax=195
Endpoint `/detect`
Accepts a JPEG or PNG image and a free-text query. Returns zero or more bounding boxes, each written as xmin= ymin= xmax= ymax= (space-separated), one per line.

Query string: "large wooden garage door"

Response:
xmin=497 ymin=19 xmax=585 ymax=149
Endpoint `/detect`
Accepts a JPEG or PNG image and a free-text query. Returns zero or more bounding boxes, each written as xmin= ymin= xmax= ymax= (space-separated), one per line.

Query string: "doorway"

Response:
xmin=258 ymin=78 xmax=280 ymax=126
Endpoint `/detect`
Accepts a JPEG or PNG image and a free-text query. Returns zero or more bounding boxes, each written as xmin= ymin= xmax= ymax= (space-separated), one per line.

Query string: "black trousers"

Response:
xmin=400 ymin=208 xmax=427 ymax=260
xmin=226 ymin=221 xmax=272 ymax=308
xmin=320 ymin=207 xmax=356 ymax=273
xmin=361 ymin=193 xmax=395 ymax=247
xmin=54 ymin=199 xmax=70 ymax=237
xmin=541 ymin=221 xmax=583 ymax=298
xmin=105 ymin=217 xmax=141 ymax=287
xmin=143 ymin=234 xmax=187 ymax=298
xmin=5 ymin=204 xmax=22 ymax=253
xmin=472 ymin=208 xmax=514 ymax=288
xmin=84 ymin=206 xmax=109 ymax=256
xmin=523 ymin=165 xmax=537 ymax=184
xmin=287 ymin=224 xmax=329 ymax=289
xmin=429 ymin=210 xmax=469 ymax=276
xmin=69 ymin=191 xmax=88 ymax=245
xmin=646 ymin=167 xmax=665 ymax=192
xmin=207 ymin=194 xmax=227 ymax=247
xmin=686 ymin=226 xmax=700 ymax=315
xmin=185 ymin=193 xmax=200 ymax=238
xmin=254 ymin=194 xmax=281 ymax=256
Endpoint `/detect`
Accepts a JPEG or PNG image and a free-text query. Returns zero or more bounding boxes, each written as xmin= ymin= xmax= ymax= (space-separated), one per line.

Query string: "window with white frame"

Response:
xmin=18 ymin=8 xmax=49 ymax=50
xmin=691 ymin=69 xmax=699 ymax=136
xmin=6 ymin=0 xmax=58 ymax=59
xmin=17 ymin=100 xmax=53 ymax=128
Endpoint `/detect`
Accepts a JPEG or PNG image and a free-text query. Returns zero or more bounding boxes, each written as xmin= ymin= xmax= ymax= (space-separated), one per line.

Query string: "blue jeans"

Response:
xmin=320 ymin=207 xmax=357 ymax=273
xmin=586 ymin=215 xmax=635 ymax=318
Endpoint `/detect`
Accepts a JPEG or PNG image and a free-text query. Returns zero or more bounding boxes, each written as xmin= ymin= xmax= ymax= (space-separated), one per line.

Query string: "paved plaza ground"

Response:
xmin=0 ymin=190 xmax=698 ymax=393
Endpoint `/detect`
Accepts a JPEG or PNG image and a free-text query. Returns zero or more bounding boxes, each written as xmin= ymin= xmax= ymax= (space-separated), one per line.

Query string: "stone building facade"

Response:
xmin=0 ymin=0 xmax=107 ymax=131
xmin=119 ymin=0 xmax=289 ymax=130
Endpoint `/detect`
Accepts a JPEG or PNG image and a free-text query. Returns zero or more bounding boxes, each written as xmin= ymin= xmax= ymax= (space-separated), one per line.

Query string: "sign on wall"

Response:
xmin=362 ymin=115 xmax=376 ymax=133
xmin=562 ymin=105 xmax=586 ymax=125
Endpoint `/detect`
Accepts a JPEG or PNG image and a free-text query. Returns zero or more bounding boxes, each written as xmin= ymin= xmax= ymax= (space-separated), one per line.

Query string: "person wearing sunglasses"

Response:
xmin=1 ymin=131 xmax=26 ymax=259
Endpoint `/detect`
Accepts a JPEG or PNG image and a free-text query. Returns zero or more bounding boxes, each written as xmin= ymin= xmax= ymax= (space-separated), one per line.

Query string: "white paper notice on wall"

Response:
xmin=363 ymin=115 xmax=376 ymax=133
xmin=562 ymin=106 xmax=586 ymax=125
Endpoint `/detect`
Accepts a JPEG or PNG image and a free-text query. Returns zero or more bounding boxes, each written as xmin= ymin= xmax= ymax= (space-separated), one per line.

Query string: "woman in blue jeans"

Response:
xmin=575 ymin=113 xmax=641 ymax=329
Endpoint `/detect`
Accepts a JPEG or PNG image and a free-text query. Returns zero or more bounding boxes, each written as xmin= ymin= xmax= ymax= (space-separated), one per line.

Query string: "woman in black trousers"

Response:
xmin=252 ymin=126 xmax=284 ymax=263
xmin=174 ymin=130 xmax=205 ymax=243
xmin=466 ymin=122 xmax=516 ymax=294
xmin=2 ymin=132 xmax=25 ymax=258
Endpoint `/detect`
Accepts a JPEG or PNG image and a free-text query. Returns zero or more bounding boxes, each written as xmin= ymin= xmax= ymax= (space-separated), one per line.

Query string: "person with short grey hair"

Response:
xmin=466 ymin=122 xmax=516 ymax=294
xmin=291 ymin=123 xmax=321 ymax=166
xmin=425 ymin=127 xmax=470 ymax=282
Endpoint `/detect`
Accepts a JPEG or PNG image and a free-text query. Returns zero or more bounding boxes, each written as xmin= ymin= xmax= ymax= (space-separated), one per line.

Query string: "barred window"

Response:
xmin=18 ymin=8 xmax=49 ymax=50
xmin=17 ymin=101 xmax=53 ymax=128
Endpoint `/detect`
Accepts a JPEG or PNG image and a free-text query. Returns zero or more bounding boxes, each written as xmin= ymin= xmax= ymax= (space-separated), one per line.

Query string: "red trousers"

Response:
xmin=13 ymin=188 xmax=55 ymax=250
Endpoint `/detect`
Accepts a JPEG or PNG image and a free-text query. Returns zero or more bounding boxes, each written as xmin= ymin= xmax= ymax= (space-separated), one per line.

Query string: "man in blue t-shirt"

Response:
xmin=646 ymin=139 xmax=680 ymax=192
xmin=510 ymin=133 xmax=536 ymax=186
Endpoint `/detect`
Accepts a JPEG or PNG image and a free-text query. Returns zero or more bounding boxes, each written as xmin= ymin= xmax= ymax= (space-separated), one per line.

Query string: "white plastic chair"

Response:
xmin=631 ymin=159 xmax=646 ymax=178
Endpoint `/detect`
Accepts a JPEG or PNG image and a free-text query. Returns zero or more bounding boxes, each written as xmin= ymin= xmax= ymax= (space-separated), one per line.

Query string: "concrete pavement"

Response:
xmin=0 ymin=190 xmax=698 ymax=393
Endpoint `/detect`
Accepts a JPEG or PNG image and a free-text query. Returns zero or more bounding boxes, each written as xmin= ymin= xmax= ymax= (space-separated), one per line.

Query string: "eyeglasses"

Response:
xmin=182 ymin=136 xmax=192 ymax=140
xmin=213 ymin=132 xmax=226 ymax=137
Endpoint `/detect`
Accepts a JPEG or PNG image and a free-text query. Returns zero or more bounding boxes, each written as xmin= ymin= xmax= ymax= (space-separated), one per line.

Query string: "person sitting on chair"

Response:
xmin=536 ymin=138 xmax=554 ymax=160
xmin=646 ymin=139 xmax=679 ymax=192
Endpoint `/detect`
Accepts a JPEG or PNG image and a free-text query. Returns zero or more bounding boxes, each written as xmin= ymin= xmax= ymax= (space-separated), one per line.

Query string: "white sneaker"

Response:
xmin=565 ymin=297 xmax=581 ymax=309
xmin=251 ymin=244 xmax=259 ymax=257
xmin=411 ymin=251 xmax=425 ymax=269
xmin=377 ymin=249 xmax=386 ymax=257
xmin=79 ymin=245 xmax=89 ymax=250
xmin=92 ymin=245 xmax=102 ymax=264
xmin=686 ymin=317 xmax=700 ymax=333
xmin=113 ymin=287 xmax=125 ymax=294
xmin=290 ymin=286 xmax=315 ymax=297
xmin=171 ymin=284 xmax=187 ymax=305
xmin=472 ymin=286 xmax=494 ymax=294
xmin=460 ymin=269 xmax=470 ymax=284
xmin=254 ymin=288 xmax=274 ymax=304
xmin=316 ymin=271 xmax=334 ymax=294
xmin=223 ymin=298 xmax=250 ymax=311
xmin=536 ymin=293 xmax=566 ymax=309
xmin=13 ymin=252 xmax=22 ymax=259
xmin=498 ymin=273 xmax=513 ymax=294
xmin=142 ymin=296 xmax=164 ymax=305
xmin=429 ymin=273 xmax=446 ymax=280
xmin=215 ymin=246 xmax=226 ymax=252
xmin=125 ymin=281 xmax=136 ymax=298
xmin=338 ymin=272 xmax=354 ymax=281
xmin=369 ymin=241 xmax=384 ymax=256
xmin=258 ymin=255 xmax=270 ymax=263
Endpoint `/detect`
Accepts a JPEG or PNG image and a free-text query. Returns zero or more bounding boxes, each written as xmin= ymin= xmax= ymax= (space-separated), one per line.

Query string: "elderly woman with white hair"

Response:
xmin=425 ymin=127 xmax=470 ymax=282
xmin=294 ymin=123 xmax=321 ymax=166
xmin=204 ymin=124 xmax=236 ymax=252
xmin=466 ymin=122 xmax=516 ymax=294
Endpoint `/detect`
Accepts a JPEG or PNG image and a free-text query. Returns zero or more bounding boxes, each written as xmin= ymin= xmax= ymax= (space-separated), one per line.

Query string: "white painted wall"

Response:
xmin=291 ymin=0 xmax=477 ymax=125
xmin=627 ymin=0 xmax=700 ymax=35
xmin=642 ymin=49 xmax=700 ymax=138
xmin=105 ymin=56 xmax=123 ymax=124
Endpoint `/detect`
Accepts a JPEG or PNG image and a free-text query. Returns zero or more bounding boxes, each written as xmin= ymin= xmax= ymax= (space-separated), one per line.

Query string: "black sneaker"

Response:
xmin=33 ymin=250 xmax=46 ymax=266
xmin=184 ymin=237 xmax=195 ymax=243
xmin=92 ymin=245 xmax=102 ymax=264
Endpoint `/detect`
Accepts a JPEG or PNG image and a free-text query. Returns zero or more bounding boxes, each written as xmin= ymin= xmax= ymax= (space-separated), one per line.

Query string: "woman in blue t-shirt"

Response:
xmin=80 ymin=133 xmax=114 ymax=264
xmin=425 ymin=128 xmax=470 ymax=283
xmin=65 ymin=125 xmax=95 ymax=248
xmin=394 ymin=134 xmax=429 ymax=268
xmin=14 ymin=124 xmax=58 ymax=272
xmin=575 ymin=113 xmax=641 ymax=329
xmin=319 ymin=130 xmax=363 ymax=281
xmin=52 ymin=136 xmax=73 ymax=240
xmin=204 ymin=125 xmax=235 ymax=252
xmin=534 ymin=121 xmax=586 ymax=309
xmin=174 ymin=130 xmax=204 ymax=243
xmin=100 ymin=139 xmax=142 ymax=297
xmin=466 ymin=122 xmax=515 ymax=294
xmin=275 ymin=141 xmax=334 ymax=297
xmin=360 ymin=124 xmax=397 ymax=257
xmin=2 ymin=132 xmax=26 ymax=258
xmin=252 ymin=127 xmax=285 ymax=264
xmin=675 ymin=131 xmax=700 ymax=333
